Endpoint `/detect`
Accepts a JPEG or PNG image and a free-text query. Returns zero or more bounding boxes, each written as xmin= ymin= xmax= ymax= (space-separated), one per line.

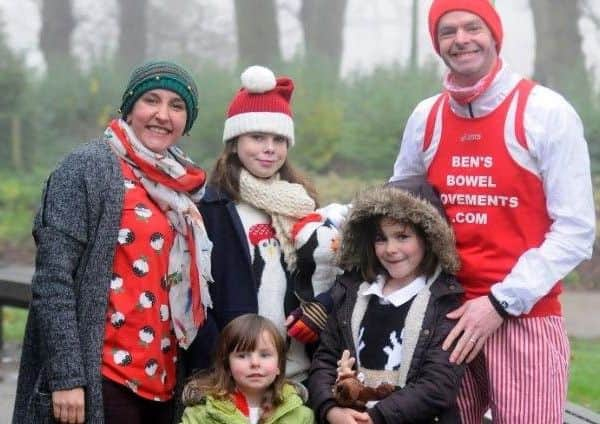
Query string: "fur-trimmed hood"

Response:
xmin=339 ymin=184 xmax=460 ymax=274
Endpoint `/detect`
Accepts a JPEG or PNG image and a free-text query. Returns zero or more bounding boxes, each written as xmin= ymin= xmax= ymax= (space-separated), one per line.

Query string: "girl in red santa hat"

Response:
xmin=183 ymin=65 xmax=347 ymax=387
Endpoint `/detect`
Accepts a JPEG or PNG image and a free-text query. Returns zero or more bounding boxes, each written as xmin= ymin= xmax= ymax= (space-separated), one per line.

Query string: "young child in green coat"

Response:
xmin=181 ymin=314 xmax=314 ymax=424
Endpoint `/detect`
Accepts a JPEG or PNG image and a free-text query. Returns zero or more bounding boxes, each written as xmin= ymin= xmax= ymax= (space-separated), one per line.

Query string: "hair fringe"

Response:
xmin=181 ymin=314 xmax=289 ymax=414
xmin=209 ymin=139 xmax=319 ymax=206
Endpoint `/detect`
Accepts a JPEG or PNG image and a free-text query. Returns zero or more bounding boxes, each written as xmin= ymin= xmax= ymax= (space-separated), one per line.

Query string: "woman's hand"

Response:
xmin=326 ymin=406 xmax=372 ymax=424
xmin=52 ymin=387 xmax=85 ymax=424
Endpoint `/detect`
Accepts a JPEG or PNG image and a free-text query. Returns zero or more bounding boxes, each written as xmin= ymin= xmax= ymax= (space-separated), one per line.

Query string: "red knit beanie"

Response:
xmin=223 ymin=65 xmax=295 ymax=145
xmin=428 ymin=0 xmax=503 ymax=54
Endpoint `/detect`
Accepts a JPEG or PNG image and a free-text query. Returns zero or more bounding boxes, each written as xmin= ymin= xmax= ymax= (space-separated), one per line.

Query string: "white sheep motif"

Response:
xmin=383 ymin=328 xmax=404 ymax=370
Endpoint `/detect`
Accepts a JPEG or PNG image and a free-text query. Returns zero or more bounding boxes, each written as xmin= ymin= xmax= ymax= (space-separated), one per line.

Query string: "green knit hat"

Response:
xmin=120 ymin=60 xmax=199 ymax=134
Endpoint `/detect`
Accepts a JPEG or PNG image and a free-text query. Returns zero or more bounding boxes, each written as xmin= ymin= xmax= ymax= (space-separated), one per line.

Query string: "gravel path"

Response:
xmin=561 ymin=290 xmax=600 ymax=339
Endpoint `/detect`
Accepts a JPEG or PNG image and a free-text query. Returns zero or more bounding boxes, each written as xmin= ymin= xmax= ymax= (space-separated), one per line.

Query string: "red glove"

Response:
xmin=286 ymin=301 xmax=328 ymax=344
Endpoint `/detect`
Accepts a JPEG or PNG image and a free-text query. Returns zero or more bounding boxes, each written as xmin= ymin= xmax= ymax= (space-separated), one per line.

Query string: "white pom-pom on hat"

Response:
xmin=241 ymin=65 xmax=277 ymax=93
xmin=224 ymin=65 xmax=294 ymax=145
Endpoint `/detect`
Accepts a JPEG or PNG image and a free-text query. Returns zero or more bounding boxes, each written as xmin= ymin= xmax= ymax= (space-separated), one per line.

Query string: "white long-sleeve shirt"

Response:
xmin=390 ymin=62 xmax=595 ymax=316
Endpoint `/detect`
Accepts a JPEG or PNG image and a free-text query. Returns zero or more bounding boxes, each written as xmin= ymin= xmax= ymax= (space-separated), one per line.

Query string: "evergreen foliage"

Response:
xmin=1 ymin=55 xmax=600 ymax=285
xmin=0 ymin=16 xmax=26 ymax=167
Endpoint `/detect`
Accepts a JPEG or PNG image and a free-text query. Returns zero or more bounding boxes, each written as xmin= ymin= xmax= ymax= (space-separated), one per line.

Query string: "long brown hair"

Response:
xmin=209 ymin=138 xmax=319 ymax=205
xmin=182 ymin=314 xmax=288 ymax=420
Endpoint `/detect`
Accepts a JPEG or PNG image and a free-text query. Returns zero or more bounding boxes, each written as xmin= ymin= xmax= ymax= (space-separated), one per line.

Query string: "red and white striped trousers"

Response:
xmin=457 ymin=316 xmax=569 ymax=424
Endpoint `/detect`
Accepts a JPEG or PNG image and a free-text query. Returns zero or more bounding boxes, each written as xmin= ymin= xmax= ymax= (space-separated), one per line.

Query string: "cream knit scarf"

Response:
xmin=238 ymin=168 xmax=315 ymax=271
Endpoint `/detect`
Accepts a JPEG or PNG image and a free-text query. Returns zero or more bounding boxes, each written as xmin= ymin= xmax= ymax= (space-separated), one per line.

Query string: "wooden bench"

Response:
xmin=482 ymin=402 xmax=600 ymax=423
xmin=565 ymin=401 xmax=600 ymax=423
xmin=0 ymin=265 xmax=33 ymax=350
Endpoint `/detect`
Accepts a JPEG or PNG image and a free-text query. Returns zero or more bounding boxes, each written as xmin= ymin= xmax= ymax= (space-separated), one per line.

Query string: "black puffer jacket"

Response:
xmin=308 ymin=183 xmax=465 ymax=423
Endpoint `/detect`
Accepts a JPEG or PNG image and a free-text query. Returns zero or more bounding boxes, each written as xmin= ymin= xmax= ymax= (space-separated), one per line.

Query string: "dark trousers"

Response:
xmin=102 ymin=378 xmax=174 ymax=424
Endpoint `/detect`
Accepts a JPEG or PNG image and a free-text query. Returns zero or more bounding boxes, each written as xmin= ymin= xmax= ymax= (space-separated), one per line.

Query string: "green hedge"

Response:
xmin=1 ymin=59 xmax=440 ymax=176
xmin=2 ymin=57 xmax=600 ymax=288
xmin=4 ymin=58 xmax=600 ymax=177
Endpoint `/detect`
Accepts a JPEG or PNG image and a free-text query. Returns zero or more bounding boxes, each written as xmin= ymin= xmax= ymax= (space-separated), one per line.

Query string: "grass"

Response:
xmin=568 ymin=338 xmax=600 ymax=412
xmin=2 ymin=305 xmax=599 ymax=413
xmin=2 ymin=306 xmax=27 ymax=342
xmin=0 ymin=171 xmax=44 ymax=243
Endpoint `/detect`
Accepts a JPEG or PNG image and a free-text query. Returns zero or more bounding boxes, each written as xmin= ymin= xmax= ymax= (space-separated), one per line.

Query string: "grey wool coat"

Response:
xmin=13 ymin=140 xmax=125 ymax=423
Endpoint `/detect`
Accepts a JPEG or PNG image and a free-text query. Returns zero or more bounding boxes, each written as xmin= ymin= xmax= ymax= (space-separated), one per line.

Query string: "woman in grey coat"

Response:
xmin=13 ymin=61 xmax=213 ymax=424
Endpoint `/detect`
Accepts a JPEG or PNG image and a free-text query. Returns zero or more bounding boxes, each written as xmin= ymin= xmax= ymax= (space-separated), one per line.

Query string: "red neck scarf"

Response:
xmin=232 ymin=390 xmax=250 ymax=416
xmin=108 ymin=119 xmax=206 ymax=192
xmin=443 ymin=58 xmax=502 ymax=105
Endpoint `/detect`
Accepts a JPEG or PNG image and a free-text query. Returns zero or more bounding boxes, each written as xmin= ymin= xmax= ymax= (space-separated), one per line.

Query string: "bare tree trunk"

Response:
xmin=234 ymin=0 xmax=281 ymax=67
xmin=39 ymin=0 xmax=74 ymax=72
xmin=530 ymin=0 xmax=590 ymax=98
xmin=10 ymin=115 xmax=22 ymax=171
xmin=299 ymin=0 xmax=347 ymax=75
xmin=118 ymin=0 xmax=148 ymax=69
xmin=409 ymin=0 xmax=419 ymax=70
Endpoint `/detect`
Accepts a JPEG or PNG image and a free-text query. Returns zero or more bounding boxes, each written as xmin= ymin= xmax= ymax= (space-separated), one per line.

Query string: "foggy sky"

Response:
xmin=1 ymin=0 xmax=600 ymax=85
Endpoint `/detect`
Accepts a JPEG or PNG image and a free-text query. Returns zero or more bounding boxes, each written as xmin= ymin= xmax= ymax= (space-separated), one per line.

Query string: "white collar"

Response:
xmin=358 ymin=274 xmax=427 ymax=307
xmin=248 ymin=407 xmax=261 ymax=424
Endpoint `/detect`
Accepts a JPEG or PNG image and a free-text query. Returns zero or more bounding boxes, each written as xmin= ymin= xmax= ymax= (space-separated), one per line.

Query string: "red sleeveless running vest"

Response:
xmin=425 ymin=80 xmax=561 ymax=317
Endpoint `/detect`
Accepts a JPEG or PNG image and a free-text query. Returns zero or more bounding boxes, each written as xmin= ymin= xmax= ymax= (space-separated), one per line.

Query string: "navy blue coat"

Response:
xmin=184 ymin=186 xmax=300 ymax=373
xmin=184 ymin=186 xmax=334 ymax=375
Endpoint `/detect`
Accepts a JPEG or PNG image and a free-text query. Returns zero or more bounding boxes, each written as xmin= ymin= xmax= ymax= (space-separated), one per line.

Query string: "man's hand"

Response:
xmin=52 ymin=387 xmax=85 ymax=424
xmin=442 ymin=296 xmax=504 ymax=364
xmin=326 ymin=406 xmax=372 ymax=424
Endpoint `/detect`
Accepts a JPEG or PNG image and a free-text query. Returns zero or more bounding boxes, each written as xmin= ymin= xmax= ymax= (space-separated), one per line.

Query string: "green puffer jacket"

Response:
xmin=180 ymin=383 xmax=314 ymax=424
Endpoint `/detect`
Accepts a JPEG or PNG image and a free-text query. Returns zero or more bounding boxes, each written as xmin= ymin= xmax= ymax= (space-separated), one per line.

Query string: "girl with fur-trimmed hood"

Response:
xmin=308 ymin=179 xmax=465 ymax=424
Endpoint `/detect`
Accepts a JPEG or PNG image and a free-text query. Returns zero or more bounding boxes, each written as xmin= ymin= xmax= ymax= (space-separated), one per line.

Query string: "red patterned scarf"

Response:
xmin=104 ymin=119 xmax=213 ymax=349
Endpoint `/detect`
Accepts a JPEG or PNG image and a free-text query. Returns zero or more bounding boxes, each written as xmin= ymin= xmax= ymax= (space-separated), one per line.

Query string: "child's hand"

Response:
xmin=336 ymin=349 xmax=356 ymax=382
xmin=285 ymin=300 xmax=328 ymax=344
xmin=317 ymin=203 xmax=351 ymax=228
xmin=326 ymin=406 xmax=372 ymax=424
xmin=285 ymin=310 xmax=318 ymax=344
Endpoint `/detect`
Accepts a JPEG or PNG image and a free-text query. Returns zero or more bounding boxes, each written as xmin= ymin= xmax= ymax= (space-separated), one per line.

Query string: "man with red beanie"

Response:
xmin=390 ymin=1 xmax=595 ymax=423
